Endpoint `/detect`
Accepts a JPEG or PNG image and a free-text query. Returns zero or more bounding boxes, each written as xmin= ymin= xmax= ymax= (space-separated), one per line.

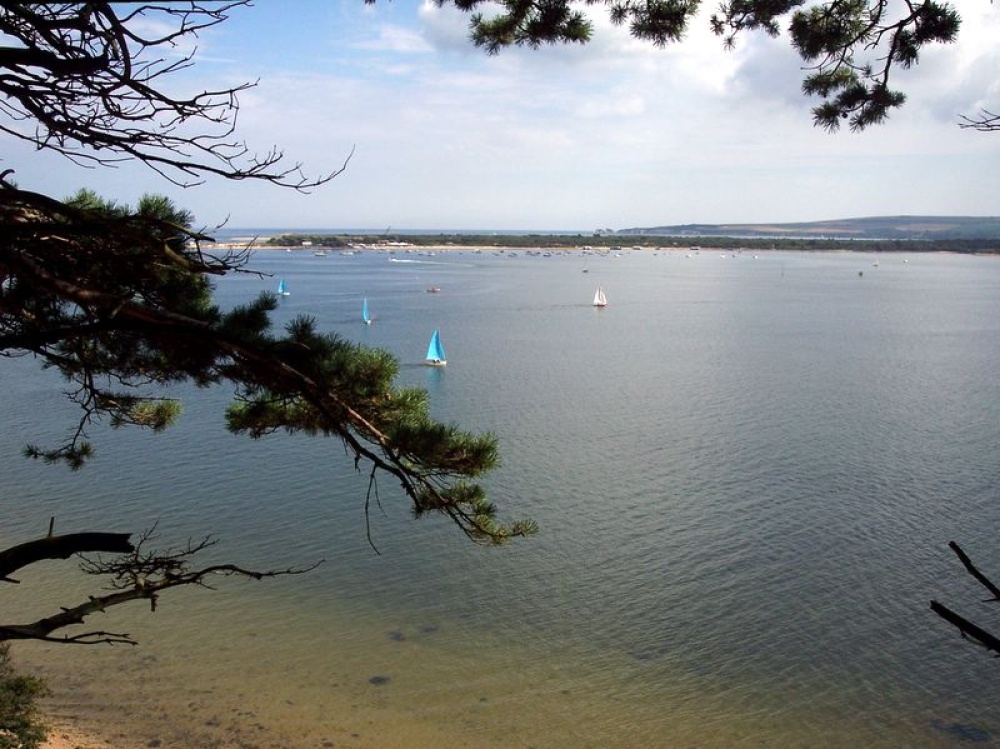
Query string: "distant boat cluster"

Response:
xmin=276 ymin=278 xmax=448 ymax=367
xmin=277 ymin=248 xmax=628 ymax=367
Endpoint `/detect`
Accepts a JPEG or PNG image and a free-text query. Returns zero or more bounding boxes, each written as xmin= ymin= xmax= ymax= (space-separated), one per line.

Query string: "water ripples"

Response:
xmin=3 ymin=251 xmax=1000 ymax=747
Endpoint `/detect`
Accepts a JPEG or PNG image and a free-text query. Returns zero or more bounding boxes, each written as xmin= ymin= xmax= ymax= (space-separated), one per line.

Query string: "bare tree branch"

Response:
xmin=930 ymin=601 xmax=1000 ymax=656
xmin=931 ymin=542 xmax=1000 ymax=656
xmin=0 ymin=2 xmax=348 ymax=188
xmin=0 ymin=527 xmax=321 ymax=645
xmin=959 ymin=110 xmax=1000 ymax=132
xmin=947 ymin=540 xmax=1000 ymax=602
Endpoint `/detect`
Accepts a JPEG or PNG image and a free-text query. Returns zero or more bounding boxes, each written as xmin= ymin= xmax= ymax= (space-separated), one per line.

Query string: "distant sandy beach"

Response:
xmin=205 ymin=241 xmax=601 ymax=252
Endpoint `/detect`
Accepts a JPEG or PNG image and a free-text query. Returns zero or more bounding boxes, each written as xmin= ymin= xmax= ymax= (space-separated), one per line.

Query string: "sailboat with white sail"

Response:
xmin=425 ymin=329 xmax=447 ymax=366
xmin=592 ymin=285 xmax=607 ymax=307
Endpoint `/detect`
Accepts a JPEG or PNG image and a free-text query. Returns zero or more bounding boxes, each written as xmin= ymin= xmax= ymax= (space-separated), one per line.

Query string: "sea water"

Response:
xmin=1 ymin=248 xmax=999 ymax=747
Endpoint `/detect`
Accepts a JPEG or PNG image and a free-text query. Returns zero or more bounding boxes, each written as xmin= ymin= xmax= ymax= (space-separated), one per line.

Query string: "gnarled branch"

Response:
xmin=0 ymin=2 xmax=346 ymax=188
xmin=0 ymin=526 xmax=320 ymax=645
xmin=960 ymin=110 xmax=1000 ymax=132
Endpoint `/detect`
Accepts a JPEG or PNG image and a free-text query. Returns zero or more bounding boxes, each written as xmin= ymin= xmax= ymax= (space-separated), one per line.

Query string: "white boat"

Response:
xmin=362 ymin=298 xmax=371 ymax=325
xmin=425 ymin=329 xmax=447 ymax=366
xmin=277 ymin=278 xmax=290 ymax=297
xmin=592 ymin=285 xmax=607 ymax=307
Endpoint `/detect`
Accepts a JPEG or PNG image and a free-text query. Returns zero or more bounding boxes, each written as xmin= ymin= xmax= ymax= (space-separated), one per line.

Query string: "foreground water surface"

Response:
xmin=2 ymin=248 xmax=999 ymax=747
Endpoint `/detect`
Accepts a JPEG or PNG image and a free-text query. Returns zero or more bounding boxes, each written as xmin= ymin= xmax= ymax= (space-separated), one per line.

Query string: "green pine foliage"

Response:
xmin=1 ymin=185 xmax=534 ymax=544
xmin=438 ymin=0 xmax=962 ymax=129
xmin=0 ymin=645 xmax=49 ymax=749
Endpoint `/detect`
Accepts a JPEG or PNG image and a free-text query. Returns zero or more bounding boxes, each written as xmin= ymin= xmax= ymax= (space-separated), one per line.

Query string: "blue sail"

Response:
xmin=425 ymin=329 xmax=446 ymax=366
xmin=362 ymin=298 xmax=371 ymax=324
xmin=277 ymin=278 xmax=290 ymax=296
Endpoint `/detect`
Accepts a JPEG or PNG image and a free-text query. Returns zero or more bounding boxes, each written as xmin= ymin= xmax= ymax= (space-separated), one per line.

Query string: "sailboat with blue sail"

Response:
xmin=362 ymin=298 xmax=371 ymax=325
xmin=277 ymin=278 xmax=290 ymax=297
xmin=425 ymin=329 xmax=446 ymax=367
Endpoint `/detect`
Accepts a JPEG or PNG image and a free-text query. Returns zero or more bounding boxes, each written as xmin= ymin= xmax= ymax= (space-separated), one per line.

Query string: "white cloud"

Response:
xmin=417 ymin=0 xmax=480 ymax=52
xmin=354 ymin=23 xmax=435 ymax=53
xmin=5 ymin=0 xmax=997 ymax=231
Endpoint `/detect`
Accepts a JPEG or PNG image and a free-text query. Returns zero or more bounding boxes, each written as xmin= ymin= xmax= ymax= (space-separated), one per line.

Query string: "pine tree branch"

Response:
xmin=2 ymin=183 xmax=532 ymax=543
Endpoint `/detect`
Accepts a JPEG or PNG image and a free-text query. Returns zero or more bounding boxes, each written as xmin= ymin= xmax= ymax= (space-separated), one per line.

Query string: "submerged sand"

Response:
xmin=42 ymin=724 xmax=111 ymax=749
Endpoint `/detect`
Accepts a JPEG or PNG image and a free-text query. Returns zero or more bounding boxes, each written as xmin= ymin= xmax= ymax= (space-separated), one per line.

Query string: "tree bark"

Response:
xmin=0 ymin=532 xmax=133 ymax=581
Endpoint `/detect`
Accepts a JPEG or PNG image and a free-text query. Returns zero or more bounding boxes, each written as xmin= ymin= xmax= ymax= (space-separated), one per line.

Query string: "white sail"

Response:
xmin=593 ymin=285 xmax=607 ymax=307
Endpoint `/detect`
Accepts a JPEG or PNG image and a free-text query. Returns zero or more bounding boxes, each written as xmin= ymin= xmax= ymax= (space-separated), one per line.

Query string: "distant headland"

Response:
xmin=618 ymin=215 xmax=1000 ymax=242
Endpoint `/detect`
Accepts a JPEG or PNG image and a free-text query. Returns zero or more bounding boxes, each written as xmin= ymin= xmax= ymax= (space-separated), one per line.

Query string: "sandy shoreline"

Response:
xmin=203 ymin=241 xmax=995 ymax=256
xmin=206 ymin=241 xmax=610 ymax=252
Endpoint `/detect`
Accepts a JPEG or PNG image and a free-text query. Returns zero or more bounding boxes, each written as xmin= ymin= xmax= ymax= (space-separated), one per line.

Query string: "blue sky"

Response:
xmin=6 ymin=0 xmax=999 ymax=232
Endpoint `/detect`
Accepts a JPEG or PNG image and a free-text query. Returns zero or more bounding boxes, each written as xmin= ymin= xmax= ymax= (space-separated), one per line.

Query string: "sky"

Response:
xmin=5 ymin=0 xmax=1000 ymax=232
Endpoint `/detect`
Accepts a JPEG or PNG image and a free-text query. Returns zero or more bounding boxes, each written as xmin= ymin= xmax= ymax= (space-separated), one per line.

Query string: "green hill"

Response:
xmin=621 ymin=216 xmax=1000 ymax=241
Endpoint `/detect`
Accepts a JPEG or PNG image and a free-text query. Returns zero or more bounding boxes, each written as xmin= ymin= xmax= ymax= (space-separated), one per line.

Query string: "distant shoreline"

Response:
xmin=198 ymin=225 xmax=1000 ymax=254
xmin=202 ymin=240 xmax=1000 ymax=256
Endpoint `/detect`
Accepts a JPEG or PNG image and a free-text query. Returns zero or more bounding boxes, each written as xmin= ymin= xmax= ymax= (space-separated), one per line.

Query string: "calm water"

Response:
xmin=2 ymin=248 xmax=999 ymax=748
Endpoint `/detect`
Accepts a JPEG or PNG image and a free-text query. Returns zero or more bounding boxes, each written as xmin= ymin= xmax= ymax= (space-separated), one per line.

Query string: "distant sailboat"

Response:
xmin=425 ymin=329 xmax=447 ymax=367
xmin=362 ymin=297 xmax=371 ymax=325
xmin=592 ymin=285 xmax=607 ymax=307
xmin=277 ymin=278 xmax=290 ymax=296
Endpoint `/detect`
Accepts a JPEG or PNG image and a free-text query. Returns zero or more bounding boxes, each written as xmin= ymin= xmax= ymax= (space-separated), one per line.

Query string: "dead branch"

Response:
xmin=930 ymin=601 xmax=1000 ymax=656
xmin=959 ymin=110 xmax=1000 ymax=132
xmin=949 ymin=541 xmax=1000 ymax=601
xmin=0 ymin=2 xmax=344 ymax=188
xmin=931 ymin=542 xmax=1000 ymax=656
xmin=0 ymin=526 xmax=321 ymax=645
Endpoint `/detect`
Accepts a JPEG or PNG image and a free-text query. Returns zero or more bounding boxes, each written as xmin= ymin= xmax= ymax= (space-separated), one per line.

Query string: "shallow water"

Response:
xmin=3 ymin=248 xmax=999 ymax=747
